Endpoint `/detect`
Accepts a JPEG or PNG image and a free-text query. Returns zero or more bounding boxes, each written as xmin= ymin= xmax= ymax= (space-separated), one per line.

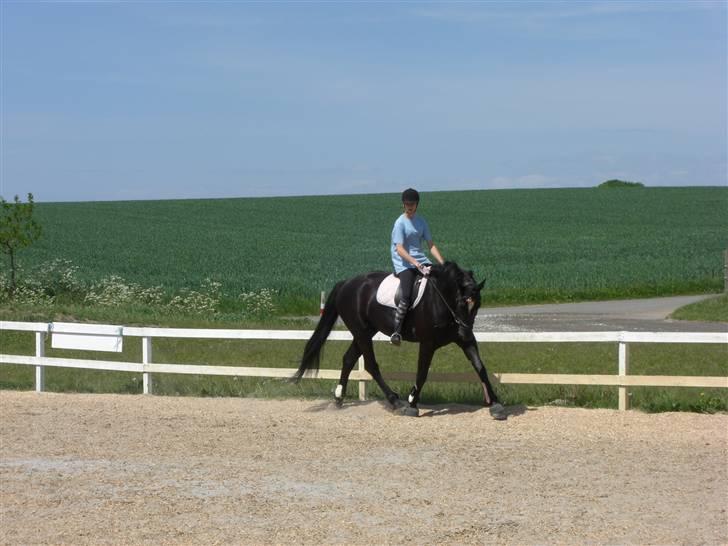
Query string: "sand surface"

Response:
xmin=1 ymin=391 xmax=727 ymax=545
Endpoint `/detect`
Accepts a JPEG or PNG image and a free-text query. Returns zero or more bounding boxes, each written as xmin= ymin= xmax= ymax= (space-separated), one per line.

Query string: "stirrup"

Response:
xmin=390 ymin=332 xmax=402 ymax=346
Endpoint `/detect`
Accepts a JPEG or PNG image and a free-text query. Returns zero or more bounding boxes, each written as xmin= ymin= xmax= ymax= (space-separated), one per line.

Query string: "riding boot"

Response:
xmin=390 ymin=299 xmax=410 ymax=346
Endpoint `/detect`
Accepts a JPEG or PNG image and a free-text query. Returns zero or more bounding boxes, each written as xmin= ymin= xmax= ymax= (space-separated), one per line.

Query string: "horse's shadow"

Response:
xmin=304 ymin=400 xmax=377 ymax=413
xmin=418 ymin=403 xmax=530 ymax=419
xmin=304 ymin=399 xmax=530 ymax=419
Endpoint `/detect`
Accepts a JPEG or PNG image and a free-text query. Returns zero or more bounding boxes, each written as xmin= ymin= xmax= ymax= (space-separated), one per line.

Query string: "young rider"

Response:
xmin=390 ymin=188 xmax=445 ymax=345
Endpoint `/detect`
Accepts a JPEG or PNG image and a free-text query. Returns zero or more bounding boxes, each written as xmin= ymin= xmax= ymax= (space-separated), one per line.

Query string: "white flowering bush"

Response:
xmin=0 ymin=259 xmax=80 ymax=304
xmin=0 ymin=265 xmax=54 ymax=305
xmin=33 ymin=258 xmax=85 ymax=297
xmin=167 ymin=278 xmax=222 ymax=315
xmin=239 ymin=288 xmax=276 ymax=317
xmin=0 ymin=271 xmax=11 ymax=302
xmin=0 ymin=261 xmax=278 ymax=320
xmin=0 ymin=273 xmax=54 ymax=305
xmin=85 ymin=275 xmax=165 ymax=307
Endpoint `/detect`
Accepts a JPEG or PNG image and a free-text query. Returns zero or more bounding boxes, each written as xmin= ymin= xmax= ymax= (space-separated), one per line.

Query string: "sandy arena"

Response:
xmin=1 ymin=391 xmax=726 ymax=545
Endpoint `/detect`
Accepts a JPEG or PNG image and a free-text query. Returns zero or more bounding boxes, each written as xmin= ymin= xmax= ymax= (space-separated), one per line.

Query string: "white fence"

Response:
xmin=1 ymin=321 xmax=726 ymax=411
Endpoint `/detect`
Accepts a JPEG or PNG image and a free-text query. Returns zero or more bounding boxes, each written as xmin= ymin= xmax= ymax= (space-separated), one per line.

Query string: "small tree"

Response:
xmin=0 ymin=193 xmax=42 ymax=296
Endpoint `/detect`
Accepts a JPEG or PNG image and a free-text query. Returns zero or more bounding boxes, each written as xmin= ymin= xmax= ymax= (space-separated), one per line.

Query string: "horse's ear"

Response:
xmin=466 ymin=269 xmax=485 ymax=291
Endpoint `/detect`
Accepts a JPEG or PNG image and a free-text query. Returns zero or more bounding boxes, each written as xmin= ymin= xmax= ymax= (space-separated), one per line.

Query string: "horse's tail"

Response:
xmin=292 ymin=282 xmax=342 ymax=382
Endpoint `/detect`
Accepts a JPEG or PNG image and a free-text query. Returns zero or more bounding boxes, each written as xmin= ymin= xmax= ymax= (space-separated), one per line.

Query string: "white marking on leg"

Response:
xmin=482 ymin=383 xmax=491 ymax=405
xmin=408 ymin=393 xmax=415 ymax=404
xmin=335 ymin=385 xmax=343 ymax=399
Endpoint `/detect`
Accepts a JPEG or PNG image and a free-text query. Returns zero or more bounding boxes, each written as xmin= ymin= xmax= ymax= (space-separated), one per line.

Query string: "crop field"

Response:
xmin=8 ymin=186 xmax=728 ymax=311
xmin=2 ymin=186 xmax=726 ymax=412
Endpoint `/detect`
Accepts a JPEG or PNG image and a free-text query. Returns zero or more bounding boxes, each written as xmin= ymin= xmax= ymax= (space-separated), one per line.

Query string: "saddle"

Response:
xmin=375 ymin=274 xmax=428 ymax=309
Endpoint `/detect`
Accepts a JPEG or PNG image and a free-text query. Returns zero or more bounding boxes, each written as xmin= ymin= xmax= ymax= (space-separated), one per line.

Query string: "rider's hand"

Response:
xmin=418 ymin=264 xmax=431 ymax=277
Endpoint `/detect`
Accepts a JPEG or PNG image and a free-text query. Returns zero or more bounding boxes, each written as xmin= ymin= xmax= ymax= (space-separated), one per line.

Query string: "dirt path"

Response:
xmin=2 ymin=392 xmax=726 ymax=545
xmin=477 ymin=294 xmax=727 ymax=332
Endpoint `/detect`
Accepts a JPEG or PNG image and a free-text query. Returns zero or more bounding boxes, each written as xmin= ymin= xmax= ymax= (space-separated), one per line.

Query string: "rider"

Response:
xmin=390 ymin=188 xmax=445 ymax=345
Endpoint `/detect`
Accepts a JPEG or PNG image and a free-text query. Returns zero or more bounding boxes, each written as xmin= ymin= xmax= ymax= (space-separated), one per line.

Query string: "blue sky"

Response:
xmin=1 ymin=1 xmax=725 ymax=202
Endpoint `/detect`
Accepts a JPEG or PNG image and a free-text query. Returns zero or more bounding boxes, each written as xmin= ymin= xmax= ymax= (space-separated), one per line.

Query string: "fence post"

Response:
xmin=358 ymin=355 xmax=367 ymax=401
xmin=618 ymin=340 xmax=630 ymax=411
xmin=142 ymin=336 xmax=153 ymax=395
xmin=35 ymin=331 xmax=45 ymax=393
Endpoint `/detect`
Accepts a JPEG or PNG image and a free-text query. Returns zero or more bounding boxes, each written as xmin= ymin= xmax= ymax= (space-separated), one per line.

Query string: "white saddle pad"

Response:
xmin=376 ymin=274 xmax=428 ymax=309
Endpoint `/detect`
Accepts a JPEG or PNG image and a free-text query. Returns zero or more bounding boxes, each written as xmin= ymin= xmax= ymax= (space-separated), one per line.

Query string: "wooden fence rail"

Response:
xmin=1 ymin=321 xmax=726 ymax=411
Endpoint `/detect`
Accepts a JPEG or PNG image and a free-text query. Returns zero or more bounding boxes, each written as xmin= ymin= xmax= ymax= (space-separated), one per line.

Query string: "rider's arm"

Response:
xmin=427 ymin=241 xmax=445 ymax=265
xmin=396 ymin=243 xmax=422 ymax=269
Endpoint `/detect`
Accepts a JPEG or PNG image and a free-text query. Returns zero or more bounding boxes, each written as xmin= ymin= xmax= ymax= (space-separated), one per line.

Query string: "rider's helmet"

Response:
xmin=401 ymin=188 xmax=420 ymax=204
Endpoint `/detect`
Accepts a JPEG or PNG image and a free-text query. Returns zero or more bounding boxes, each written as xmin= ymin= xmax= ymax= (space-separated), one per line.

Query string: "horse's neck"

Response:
xmin=433 ymin=279 xmax=459 ymax=306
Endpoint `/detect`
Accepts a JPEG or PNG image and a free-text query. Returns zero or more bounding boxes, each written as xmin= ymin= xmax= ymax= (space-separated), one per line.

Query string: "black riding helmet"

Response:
xmin=401 ymin=188 xmax=420 ymax=203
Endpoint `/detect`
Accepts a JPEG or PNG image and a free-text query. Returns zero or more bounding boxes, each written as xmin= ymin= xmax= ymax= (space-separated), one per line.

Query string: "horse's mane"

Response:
xmin=431 ymin=261 xmax=482 ymax=301
xmin=430 ymin=261 xmax=466 ymax=286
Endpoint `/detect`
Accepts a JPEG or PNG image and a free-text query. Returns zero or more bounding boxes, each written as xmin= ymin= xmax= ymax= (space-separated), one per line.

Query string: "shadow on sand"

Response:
xmin=304 ymin=399 xmax=531 ymax=419
xmin=418 ymin=403 xmax=530 ymax=419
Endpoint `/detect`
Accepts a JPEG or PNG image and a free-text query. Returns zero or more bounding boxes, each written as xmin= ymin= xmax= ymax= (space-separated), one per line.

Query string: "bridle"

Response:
xmin=428 ymin=277 xmax=474 ymax=332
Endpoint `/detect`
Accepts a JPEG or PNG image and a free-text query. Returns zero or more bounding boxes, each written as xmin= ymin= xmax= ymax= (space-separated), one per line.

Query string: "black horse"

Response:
xmin=293 ymin=261 xmax=506 ymax=419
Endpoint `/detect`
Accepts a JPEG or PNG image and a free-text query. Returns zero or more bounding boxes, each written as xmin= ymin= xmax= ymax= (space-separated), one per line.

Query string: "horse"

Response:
xmin=293 ymin=261 xmax=506 ymax=420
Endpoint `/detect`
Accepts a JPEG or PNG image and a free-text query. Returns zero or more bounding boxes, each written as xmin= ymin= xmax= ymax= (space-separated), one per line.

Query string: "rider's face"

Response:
xmin=403 ymin=201 xmax=418 ymax=218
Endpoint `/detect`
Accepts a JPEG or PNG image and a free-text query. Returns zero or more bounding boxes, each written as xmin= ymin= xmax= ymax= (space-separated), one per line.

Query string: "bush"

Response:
xmin=0 ymin=258 xmax=282 ymax=321
xmin=598 ymin=179 xmax=644 ymax=188
xmin=0 ymin=271 xmax=53 ymax=306
xmin=1 ymin=259 xmax=85 ymax=305
xmin=167 ymin=278 xmax=222 ymax=315
xmin=239 ymin=288 xmax=276 ymax=318
xmin=85 ymin=275 xmax=165 ymax=307
xmin=33 ymin=258 xmax=85 ymax=298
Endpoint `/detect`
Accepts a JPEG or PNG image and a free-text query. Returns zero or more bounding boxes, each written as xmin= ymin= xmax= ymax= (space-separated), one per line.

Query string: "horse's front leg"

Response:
xmin=457 ymin=337 xmax=507 ymax=420
xmin=405 ymin=343 xmax=435 ymax=417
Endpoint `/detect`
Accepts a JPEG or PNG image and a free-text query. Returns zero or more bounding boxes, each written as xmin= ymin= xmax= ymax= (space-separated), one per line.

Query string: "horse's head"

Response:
xmin=431 ymin=262 xmax=486 ymax=339
xmin=456 ymin=268 xmax=486 ymax=337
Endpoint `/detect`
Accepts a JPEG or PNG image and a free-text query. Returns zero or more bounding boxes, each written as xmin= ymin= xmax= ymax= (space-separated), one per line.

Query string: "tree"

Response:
xmin=0 ymin=193 xmax=42 ymax=296
xmin=598 ymin=179 xmax=645 ymax=188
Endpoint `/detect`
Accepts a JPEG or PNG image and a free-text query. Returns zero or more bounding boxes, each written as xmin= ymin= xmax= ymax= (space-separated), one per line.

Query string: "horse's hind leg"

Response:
xmin=334 ymin=342 xmax=361 ymax=407
xmin=357 ymin=336 xmax=403 ymax=409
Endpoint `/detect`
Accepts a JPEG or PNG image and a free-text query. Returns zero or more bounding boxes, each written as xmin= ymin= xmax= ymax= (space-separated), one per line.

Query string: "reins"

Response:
xmin=428 ymin=277 xmax=472 ymax=331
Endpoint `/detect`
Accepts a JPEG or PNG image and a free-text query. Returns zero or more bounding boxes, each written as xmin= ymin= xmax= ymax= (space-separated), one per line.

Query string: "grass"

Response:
xmin=7 ymin=187 xmax=727 ymax=313
xmin=670 ymin=293 xmax=728 ymax=322
xmin=1 ymin=187 xmax=726 ymax=412
xmin=1 ymin=309 xmax=726 ymax=413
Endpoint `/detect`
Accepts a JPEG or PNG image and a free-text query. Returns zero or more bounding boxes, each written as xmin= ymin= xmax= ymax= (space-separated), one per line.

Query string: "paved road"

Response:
xmin=476 ymin=294 xmax=727 ymax=333
xmin=312 ymin=294 xmax=726 ymax=333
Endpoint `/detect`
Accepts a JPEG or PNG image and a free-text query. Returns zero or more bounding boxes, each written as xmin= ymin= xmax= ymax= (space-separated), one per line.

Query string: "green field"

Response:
xmin=6 ymin=186 xmax=727 ymax=313
xmin=1 ymin=187 xmax=726 ymax=412
xmin=1 ymin=327 xmax=726 ymax=413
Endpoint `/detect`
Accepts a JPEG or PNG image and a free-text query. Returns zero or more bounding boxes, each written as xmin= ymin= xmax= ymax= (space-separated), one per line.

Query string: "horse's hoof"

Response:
xmin=334 ymin=398 xmax=344 ymax=409
xmin=489 ymin=403 xmax=507 ymax=420
xmin=402 ymin=406 xmax=419 ymax=417
xmin=393 ymin=405 xmax=419 ymax=417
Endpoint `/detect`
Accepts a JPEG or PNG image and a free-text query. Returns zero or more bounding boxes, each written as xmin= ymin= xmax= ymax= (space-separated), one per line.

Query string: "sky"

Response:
xmin=1 ymin=1 xmax=726 ymax=203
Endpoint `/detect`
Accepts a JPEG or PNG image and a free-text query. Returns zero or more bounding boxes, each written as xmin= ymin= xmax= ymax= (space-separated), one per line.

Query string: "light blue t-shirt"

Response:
xmin=391 ymin=214 xmax=432 ymax=273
